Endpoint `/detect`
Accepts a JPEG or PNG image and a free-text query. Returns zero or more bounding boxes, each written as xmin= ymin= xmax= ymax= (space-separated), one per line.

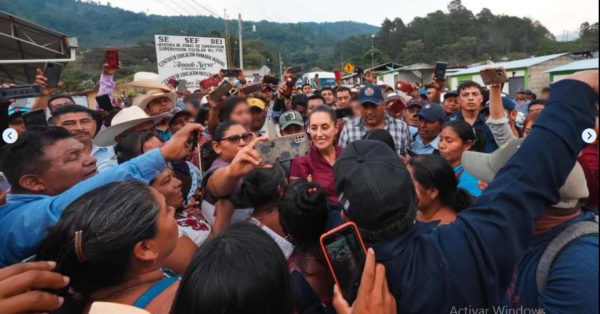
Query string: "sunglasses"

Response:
xmin=218 ymin=133 xmax=254 ymax=144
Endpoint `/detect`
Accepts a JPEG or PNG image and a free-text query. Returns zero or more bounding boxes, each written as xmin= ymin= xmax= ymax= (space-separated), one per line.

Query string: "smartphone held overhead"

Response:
xmin=480 ymin=67 xmax=509 ymax=86
xmin=255 ymin=133 xmax=310 ymax=165
xmin=105 ymin=49 xmax=119 ymax=69
xmin=43 ymin=62 xmax=64 ymax=89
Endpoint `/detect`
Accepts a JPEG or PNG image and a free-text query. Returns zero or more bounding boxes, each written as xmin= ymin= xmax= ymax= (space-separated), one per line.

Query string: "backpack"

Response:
xmin=536 ymin=215 xmax=599 ymax=293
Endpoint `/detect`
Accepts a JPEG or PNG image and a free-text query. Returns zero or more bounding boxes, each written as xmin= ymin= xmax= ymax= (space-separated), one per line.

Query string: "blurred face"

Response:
xmin=458 ymin=87 xmax=483 ymax=113
xmin=528 ymin=104 xmax=545 ymax=115
xmin=36 ymin=139 xmax=98 ymax=196
xmin=337 ymin=91 xmax=352 ymax=108
xmin=418 ymin=117 xmax=442 ymax=141
xmin=152 ymin=167 xmax=184 ymax=209
xmin=8 ymin=118 xmax=26 ymax=136
xmin=281 ymin=124 xmax=304 ymax=136
xmin=143 ymin=136 xmax=164 ymax=154
xmin=307 ymin=99 xmax=325 ymax=116
xmin=295 ymin=105 xmax=308 ymax=120
xmin=404 ymin=105 xmax=421 ymax=127
xmin=213 ymin=125 xmax=252 ymax=162
xmin=427 ymin=88 xmax=436 ymax=100
xmin=250 ymin=107 xmax=267 ymax=132
xmin=184 ymin=102 xmax=200 ymax=118
xmin=322 ymin=90 xmax=335 ymax=104
xmin=230 ymin=102 xmax=252 ymax=130
xmin=53 ymin=112 xmax=97 ymax=145
xmin=146 ymin=97 xmax=173 ymax=116
xmin=443 ymin=96 xmax=459 ymax=115
xmin=260 ymin=90 xmax=274 ymax=102
xmin=351 ymin=100 xmax=363 ymax=119
xmin=49 ymin=98 xmax=74 ymax=114
xmin=516 ymin=92 xmax=526 ymax=101
xmin=309 ymin=112 xmax=337 ymax=151
xmin=303 ymin=85 xmax=314 ymax=95
xmin=541 ymin=91 xmax=551 ymax=101
xmin=439 ymin=127 xmax=473 ymax=167
xmin=170 ymin=114 xmax=191 ymax=135
xmin=362 ymin=103 xmax=385 ymax=127
xmin=148 ymin=188 xmax=179 ymax=264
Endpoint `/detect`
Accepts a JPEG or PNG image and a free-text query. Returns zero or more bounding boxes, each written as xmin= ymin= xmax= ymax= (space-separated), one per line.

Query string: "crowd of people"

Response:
xmin=0 ymin=55 xmax=598 ymax=314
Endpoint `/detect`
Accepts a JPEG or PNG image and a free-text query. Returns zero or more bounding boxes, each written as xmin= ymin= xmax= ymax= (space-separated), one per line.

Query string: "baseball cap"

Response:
xmin=517 ymin=88 xmax=526 ymax=94
xmin=462 ymin=139 xmax=589 ymax=209
xmin=419 ymin=89 xmax=428 ymax=98
xmin=525 ymin=89 xmax=533 ymax=95
xmin=247 ymin=98 xmax=266 ymax=111
xmin=167 ymin=110 xmax=192 ymax=126
xmin=334 ymin=140 xmax=417 ymax=234
xmin=406 ymin=98 xmax=426 ymax=109
xmin=418 ymin=103 xmax=446 ymax=122
xmin=279 ymin=110 xmax=304 ymax=131
xmin=483 ymin=97 xmax=516 ymax=114
xmin=359 ymin=85 xmax=385 ymax=106
xmin=444 ymin=91 xmax=458 ymax=100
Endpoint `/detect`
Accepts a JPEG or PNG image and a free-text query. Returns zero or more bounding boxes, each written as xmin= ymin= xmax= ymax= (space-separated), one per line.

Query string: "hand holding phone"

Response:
xmin=263 ymin=75 xmax=280 ymax=85
xmin=240 ymin=83 xmax=263 ymax=95
xmin=434 ymin=62 xmax=448 ymax=83
xmin=43 ymin=62 xmax=64 ymax=89
xmin=177 ymin=80 xmax=187 ymax=93
xmin=255 ymin=133 xmax=310 ymax=165
xmin=210 ymin=81 xmax=233 ymax=102
xmin=283 ymin=76 xmax=298 ymax=98
xmin=321 ymin=222 xmax=368 ymax=305
xmin=480 ymin=67 xmax=509 ymax=86
xmin=106 ymin=50 xmax=119 ymax=70
xmin=96 ymin=94 xmax=114 ymax=112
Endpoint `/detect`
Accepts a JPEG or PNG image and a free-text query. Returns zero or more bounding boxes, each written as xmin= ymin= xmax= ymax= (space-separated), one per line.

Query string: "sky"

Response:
xmin=95 ymin=0 xmax=598 ymax=37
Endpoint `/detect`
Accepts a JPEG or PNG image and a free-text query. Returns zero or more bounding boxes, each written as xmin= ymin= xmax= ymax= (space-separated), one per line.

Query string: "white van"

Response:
xmin=301 ymin=72 xmax=337 ymax=89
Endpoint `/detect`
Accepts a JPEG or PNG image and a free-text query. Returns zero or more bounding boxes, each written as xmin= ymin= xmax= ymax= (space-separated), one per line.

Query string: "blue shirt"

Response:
xmin=448 ymin=111 xmax=499 ymax=153
xmin=514 ymin=100 xmax=531 ymax=117
xmin=0 ymin=149 xmax=167 ymax=267
xmin=408 ymin=125 xmax=418 ymax=138
xmin=505 ymin=212 xmax=598 ymax=314
xmin=412 ymin=135 xmax=439 ymax=155
xmin=90 ymin=144 xmax=115 ymax=166
xmin=455 ymin=165 xmax=482 ymax=198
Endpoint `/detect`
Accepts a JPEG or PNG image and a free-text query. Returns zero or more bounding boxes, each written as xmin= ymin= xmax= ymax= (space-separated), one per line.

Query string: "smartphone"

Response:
xmin=480 ymin=67 xmax=509 ymax=86
xmin=263 ymin=75 xmax=280 ymax=85
xmin=222 ymin=69 xmax=241 ymax=77
xmin=290 ymin=66 xmax=303 ymax=74
xmin=43 ymin=62 xmax=64 ymax=89
xmin=335 ymin=107 xmax=353 ymax=120
xmin=388 ymin=99 xmax=407 ymax=117
xmin=255 ymin=133 xmax=310 ymax=165
xmin=187 ymin=132 xmax=200 ymax=151
xmin=0 ymin=85 xmax=44 ymax=101
xmin=283 ymin=76 xmax=298 ymax=98
xmin=241 ymin=83 xmax=263 ymax=95
xmin=334 ymin=70 xmax=342 ymax=82
xmin=105 ymin=50 xmax=119 ymax=70
xmin=211 ymin=81 xmax=233 ymax=102
xmin=201 ymin=75 xmax=221 ymax=90
xmin=177 ymin=80 xmax=187 ymax=93
xmin=22 ymin=109 xmax=48 ymax=128
xmin=320 ymin=222 xmax=368 ymax=304
xmin=168 ymin=78 xmax=179 ymax=88
xmin=354 ymin=67 xmax=364 ymax=75
xmin=396 ymin=81 xmax=414 ymax=95
xmin=195 ymin=107 xmax=210 ymax=125
xmin=96 ymin=94 xmax=114 ymax=112
xmin=435 ymin=62 xmax=448 ymax=82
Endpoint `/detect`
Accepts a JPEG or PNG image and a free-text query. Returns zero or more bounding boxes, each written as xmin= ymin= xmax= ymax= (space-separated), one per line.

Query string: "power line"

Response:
xmin=164 ymin=0 xmax=194 ymax=16
xmin=180 ymin=0 xmax=206 ymax=16
xmin=155 ymin=0 xmax=186 ymax=16
xmin=187 ymin=0 xmax=220 ymax=18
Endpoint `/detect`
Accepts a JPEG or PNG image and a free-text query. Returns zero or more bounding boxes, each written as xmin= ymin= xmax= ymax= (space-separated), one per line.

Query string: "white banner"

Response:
xmin=155 ymin=35 xmax=228 ymax=90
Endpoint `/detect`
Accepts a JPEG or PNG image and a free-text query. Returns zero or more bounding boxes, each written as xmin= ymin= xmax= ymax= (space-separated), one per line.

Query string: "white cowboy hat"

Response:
xmin=132 ymin=88 xmax=178 ymax=112
xmin=94 ymin=106 xmax=167 ymax=147
xmin=117 ymin=72 xmax=174 ymax=91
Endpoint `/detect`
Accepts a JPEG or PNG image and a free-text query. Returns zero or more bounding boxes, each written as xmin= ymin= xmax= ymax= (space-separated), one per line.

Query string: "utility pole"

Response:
xmin=224 ymin=9 xmax=233 ymax=68
xmin=279 ymin=52 xmax=283 ymax=78
xmin=371 ymin=35 xmax=375 ymax=69
xmin=239 ymin=14 xmax=244 ymax=70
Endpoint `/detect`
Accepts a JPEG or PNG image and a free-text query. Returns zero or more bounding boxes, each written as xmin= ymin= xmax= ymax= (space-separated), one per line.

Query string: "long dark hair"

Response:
xmin=443 ymin=120 xmax=486 ymax=153
xmin=279 ymin=180 xmax=329 ymax=261
xmin=36 ymin=181 xmax=160 ymax=314
xmin=409 ymin=155 xmax=473 ymax=213
xmin=171 ymin=222 xmax=293 ymax=314
xmin=238 ymin=165 xmax=286 ymax=213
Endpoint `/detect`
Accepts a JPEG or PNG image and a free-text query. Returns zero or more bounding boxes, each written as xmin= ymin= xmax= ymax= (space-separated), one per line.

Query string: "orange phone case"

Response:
xmin=320 ymin=222 xmax=368 ymax=302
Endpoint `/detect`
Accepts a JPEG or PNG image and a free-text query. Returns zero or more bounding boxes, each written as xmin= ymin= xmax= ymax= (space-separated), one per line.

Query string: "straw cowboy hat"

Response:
xmin=132 ymin=88 xmax=177 ymax=112
xmin=117 ymin=72 xmax=174 ymax=91
xmin=94 ymin=106 xmax=168 ymax=147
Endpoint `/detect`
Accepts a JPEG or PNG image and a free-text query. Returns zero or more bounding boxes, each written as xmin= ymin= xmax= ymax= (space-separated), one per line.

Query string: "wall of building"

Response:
xmin=379 ymin=70 xmax=434 ymax=87
xmin=529 ymin=56 xmax=575 ymax=94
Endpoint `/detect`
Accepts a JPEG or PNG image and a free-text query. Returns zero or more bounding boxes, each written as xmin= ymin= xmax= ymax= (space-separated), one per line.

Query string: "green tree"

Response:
xmin=398 ymin=40 xmax=425 ymax=65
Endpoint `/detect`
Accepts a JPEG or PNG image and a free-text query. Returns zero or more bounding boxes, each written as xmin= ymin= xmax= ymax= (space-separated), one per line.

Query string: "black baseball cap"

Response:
xmin=334 ymin=140 xmax=417 ymax=234
xmin=444 ymin=91 xmax=458 ymax=100
xmin=418 ymin=103 xmax=446 ymax=122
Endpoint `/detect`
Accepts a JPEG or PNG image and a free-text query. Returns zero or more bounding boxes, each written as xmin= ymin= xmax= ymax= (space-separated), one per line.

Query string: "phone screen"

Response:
xmin=323 ymin=225 xmax=367 ymax=304
xmin=435 ymin=62 xmax=447 ymax=81
xmin=96 ymin=94 xmax=113 ymax=112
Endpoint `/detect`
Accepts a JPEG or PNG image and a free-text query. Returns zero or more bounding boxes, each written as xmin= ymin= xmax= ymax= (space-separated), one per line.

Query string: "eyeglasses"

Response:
xmin=218 ymin=133 xmax=254 ymax=144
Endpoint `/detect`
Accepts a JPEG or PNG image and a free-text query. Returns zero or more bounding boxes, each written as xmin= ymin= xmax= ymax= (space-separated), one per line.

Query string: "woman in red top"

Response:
xmin=290 ymin=105 xmax=343 ymax=204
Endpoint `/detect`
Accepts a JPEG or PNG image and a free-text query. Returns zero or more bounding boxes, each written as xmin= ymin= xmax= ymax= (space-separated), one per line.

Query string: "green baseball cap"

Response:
xmin=279 ymin=110 xmax=304 ymax=131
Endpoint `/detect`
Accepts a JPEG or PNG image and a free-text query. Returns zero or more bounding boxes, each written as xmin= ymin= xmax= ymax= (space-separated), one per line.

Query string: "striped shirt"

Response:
xmin=338 ymin=113 xmax=412 ymax=156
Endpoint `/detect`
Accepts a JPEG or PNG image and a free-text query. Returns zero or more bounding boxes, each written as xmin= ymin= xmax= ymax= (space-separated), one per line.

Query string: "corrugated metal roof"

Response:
xmin=544 ymin=58 xmax=599 ymax=73
xmin=448 ymin=53 xmax=569 ymax=77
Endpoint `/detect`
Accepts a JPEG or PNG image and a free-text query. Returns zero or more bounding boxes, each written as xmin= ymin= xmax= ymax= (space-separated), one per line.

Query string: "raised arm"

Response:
xmin=437 ymin=73 xmax=598 ymax=305
xmin=486 ymin=81 xmax=516 ymax=146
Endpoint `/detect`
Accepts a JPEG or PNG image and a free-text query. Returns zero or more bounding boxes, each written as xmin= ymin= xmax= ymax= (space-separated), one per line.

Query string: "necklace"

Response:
xmin=100 ymin=277 xmax=165 ymax=302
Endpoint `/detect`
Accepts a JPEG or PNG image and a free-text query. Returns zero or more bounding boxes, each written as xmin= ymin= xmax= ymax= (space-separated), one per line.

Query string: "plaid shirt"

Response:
xmin=338 ymin=113 xmax=412 ymax=156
